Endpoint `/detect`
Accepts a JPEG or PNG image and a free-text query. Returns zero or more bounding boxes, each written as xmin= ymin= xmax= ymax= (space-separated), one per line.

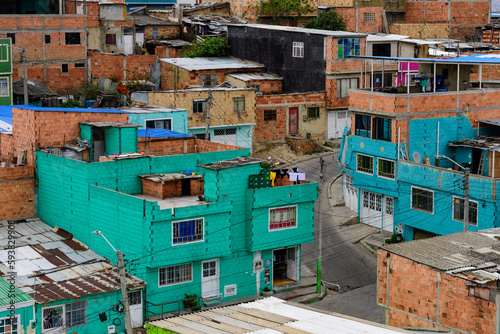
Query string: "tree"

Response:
xmin=304 ymin=10 xmax=347 ymax=31
xmin=181 ymin=37 xmax=231 ymax=58
xmin=249 ymin=0 xmax=315 ymax=26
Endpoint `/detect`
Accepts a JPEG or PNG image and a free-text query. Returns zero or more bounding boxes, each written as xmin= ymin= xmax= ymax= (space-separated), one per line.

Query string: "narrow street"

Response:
xmin=292 ymin=152 xmax=385 ymax=323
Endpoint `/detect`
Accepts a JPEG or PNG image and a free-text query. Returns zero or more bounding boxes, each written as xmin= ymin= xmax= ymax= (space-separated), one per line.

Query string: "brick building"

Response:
xmin=339 ymin=54 xmax=500 ymax=239
xmin=378 ymin=229 xmax=500 ymax=333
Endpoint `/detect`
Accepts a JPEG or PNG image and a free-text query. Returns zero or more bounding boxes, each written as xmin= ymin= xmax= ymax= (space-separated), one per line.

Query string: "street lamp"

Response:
xmin=0 ymin=44 xmax=28 ymax=105
xmin=92 ymin=230 xmax=133 ymax=334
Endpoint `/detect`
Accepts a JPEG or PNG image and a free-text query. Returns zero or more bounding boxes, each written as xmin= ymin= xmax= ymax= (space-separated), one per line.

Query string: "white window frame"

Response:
xmin=411 ymin=186 xmax=434 ymax=214
xmin=193 ymin=99 xmax=208 ymax=114
xmin=364 ymin=12 xmax=376 ymax=22
xmin=171 ymin=218 xmax=205 ymax=246
xmin=158 ymin=263 xmax=194 ymax=287
xmin=356 ymin=153 xmax=374 ymax=175
xmin=269 ymin=205 xmax=298 ymax=231
xmin=0 ymin=315 xmax=19 ymax=334
xmin=452 ymin=196 xmax=478 ymax=226
xmin=65 ymin=301 xmax=86 ymax=328
xmin=42 ymin=305 xmax=64 ymax=332
xmin=377 ymin=158 xmax=395 ymax=179
xmin=0 ymin=44 xmax=9 ymax=63
xmin=0 ymin=77 xmax=9 ymax=97
xmin=292 ymin=42 xmax=304 ymax=58
xmin=144 ymin=118 xmax=172 ymax=130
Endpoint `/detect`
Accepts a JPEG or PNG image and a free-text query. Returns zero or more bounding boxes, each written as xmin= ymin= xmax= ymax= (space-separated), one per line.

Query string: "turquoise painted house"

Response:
xmin=35 ymin=125 xmax=317 ymax=318
xmin=0 ymin=38 xmax=12 ymax=106
xmin=125 ymin=106 xmax=189 ymax=134
xmin=339 ymin=55 xmax=500 ymax=241
xmin=0 ymin=219 xmax=145 ymax=334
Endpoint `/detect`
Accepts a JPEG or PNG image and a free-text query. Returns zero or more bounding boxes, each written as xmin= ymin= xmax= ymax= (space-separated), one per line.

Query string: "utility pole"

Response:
xmin=21 ymin=48 xmax=28 ymax=105
xmin=93 ymin=231 xmax=133 ymax=334
xmin=205 ymin=90 xmax=212 ymax=141
xmin=317 ymin=156 xmax=325 ymax=294
xmin=464 ymin=167 xmax=470 ymax=232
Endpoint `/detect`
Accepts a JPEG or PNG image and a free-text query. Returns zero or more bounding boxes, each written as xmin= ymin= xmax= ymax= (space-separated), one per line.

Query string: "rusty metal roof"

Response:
xmin=448 ymin=135 xmax=500 ymax=151
xmin=0 ymin=218 xmax=144 ymax=304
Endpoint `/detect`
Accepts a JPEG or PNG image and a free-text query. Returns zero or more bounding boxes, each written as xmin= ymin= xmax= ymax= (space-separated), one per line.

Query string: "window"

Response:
xmin=357 ymin=154 xmax=374 ymax=174
xmin=105 ymin=34 xmax=116 ymax=45
xmin=373 ymin=117 xmax=392 ymax=141
xmin=371 ymin=73 xmax=393 ymax=88
xmin=43 ymin=306 xmax=64 ymax=331
xmin=193 ymin=99 xmax=208 ymax=113
xmin=0 ymin=78 xmax=8 ymax=96
xmin=378 ymin=158 xmax=395 ymax=179
xmin=264 ymin=109 xmax=277 ymax=121
xmin=45 ymin=35 xmax=51 ymax=43
xmin=214 ymin=128 xmax=237 ymax=136
xmin=224 ymin=284 xmax=237 ymax=297
xmin=372 ymin=43 xmax=391 ymax=57
xmin=146 ymin=119 xmax=172 ymax=130
xmin=65 ymin=32 xmax=81 ymax=45
xmin=338 ymin=38 xmax=361 ymax=59
xmin=159 ymin=263 xmax=193 ymax=286
xmin=75 ymin=63 xmax=85 ymax=68
xmin=153 ymin=28 xmax=159 ymax=39
xmin=233 ymin=97 xmax=245 ymax=111
xmin=364 ymin=12 xmax=376 ymax=22
xmin=247 ymin=84 xmax=261 ymax=92
xmin=62 ymin=64 xmax=68 ymax=73
xmin=66 ymin=301 xmax=86 ymax=328
xmin=411 ymin=187 xmax=433 ymax=213
xmin=0 ymin=316 xmax=18 ymax=334
xmin=292 ymin=42 xmax=304 ymax=58
xmin=453 ymin=197 xmax=478 ymax=226
xmin=194 ymin=133 xmax=206 ymax=140
xmin=337 ymin=78 xmax=358 ymax=98
xmin=269 ymin=206 xmax=297 ymax=230
xmin=172 ymin=218 xmax=203 ymax=245
xmin=200 ymin=74 xmax=217 ymax=88
xmin=6 ymin=33 xmax=15 ymax=44
xmin=355 ymin=114 xmax=371 ymax=137
xmin=128 ymin=291 xmax=142 ymax=305
xmin=307 ymin=107 xmax=320 ymax=118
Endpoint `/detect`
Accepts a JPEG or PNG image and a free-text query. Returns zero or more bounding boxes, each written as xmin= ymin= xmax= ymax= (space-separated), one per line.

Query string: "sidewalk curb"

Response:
xmin=298 ymin=281 xmax=328 ymax=304
xmin=328 ymin=174 xmax=343 ymax=208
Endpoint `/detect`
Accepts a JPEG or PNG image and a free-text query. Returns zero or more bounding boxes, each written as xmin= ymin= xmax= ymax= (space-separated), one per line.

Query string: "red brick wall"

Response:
xmin=378 ymin=250 xmax=497 ymax=333
xmin=142 ymin=178 xmax=204 ymax=199
xmin=89 ymin=52 xmax=158 ymax=83
xmin=0 ymin=166 xmax=36 ymax=220
xmin=65 ymin=1 xmax=100 ymax=27
xmin=194 ymin=138 xmax=244 ymax=152
xmin=137 ymin=137 xmax=242 ymax=156
xmin=9 ymin=108 xmax=129 ymax=166
xmin=333 ymin=7 xmax=384 ymax=33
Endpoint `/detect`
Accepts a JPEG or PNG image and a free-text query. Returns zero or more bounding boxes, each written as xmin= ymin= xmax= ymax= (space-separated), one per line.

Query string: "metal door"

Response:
xmin=128 ymin=290 xmax=143 ymax=328
xmin=289 ymin=107 xmax=298 ymax=134
xmin=201 ymin=259 xmax=219 ymax=298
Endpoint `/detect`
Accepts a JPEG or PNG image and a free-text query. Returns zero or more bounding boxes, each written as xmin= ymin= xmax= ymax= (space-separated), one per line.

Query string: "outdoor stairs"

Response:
xmin=203 ymin=294 xmax=223 ymax=307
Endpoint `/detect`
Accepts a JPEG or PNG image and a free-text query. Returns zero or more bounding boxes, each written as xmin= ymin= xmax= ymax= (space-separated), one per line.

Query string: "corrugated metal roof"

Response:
xmin=227 ymin=72 xmax=283 ymax=81
xmin=122 ymin=106 xmax=187 ymax=113
xmin=367 ymin=34 xmax=410 ymax=42
xmin=128 ymin=14 xmax=179 ymax=26
xmin=0 ymin=277 xmax=34 ymax=307
xmin=160 ymin=57 xmax=265 ymax=71
xmin=149 ymin=297 xmax=414 ymax=333
xmin=229 ymin=23 xmax=367 ymax=38
xmin=381 ymin=228 xmax=500 ymax=284
xmin=0 ymin=219 xmax=144 ymax=304
xmin=138 ymin=129 xmax=193 ymax=138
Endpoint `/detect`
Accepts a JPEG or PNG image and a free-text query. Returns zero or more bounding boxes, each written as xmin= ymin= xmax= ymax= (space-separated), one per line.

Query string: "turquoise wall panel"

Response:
xmin=128 ymin=111 xmax=188 ymax=133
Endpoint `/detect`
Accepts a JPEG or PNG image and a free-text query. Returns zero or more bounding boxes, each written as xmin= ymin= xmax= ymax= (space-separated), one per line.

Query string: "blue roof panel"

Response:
xmin=351 ymin=54 xmax=500 ymax=64
xmin=0 ymin=106 xmax=13 ymax=133
xmin=138 ymin=129 xmax=193 ymax=138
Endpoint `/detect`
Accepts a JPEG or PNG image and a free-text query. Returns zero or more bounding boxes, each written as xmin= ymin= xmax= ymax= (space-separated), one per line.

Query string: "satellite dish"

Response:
xmin=413 ymin=152 xmax=421 ymax=164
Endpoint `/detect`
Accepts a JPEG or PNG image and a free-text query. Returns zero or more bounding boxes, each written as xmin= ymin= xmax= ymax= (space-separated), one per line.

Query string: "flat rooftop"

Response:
xmin=160 ymin=57 xmax=265 ymax=71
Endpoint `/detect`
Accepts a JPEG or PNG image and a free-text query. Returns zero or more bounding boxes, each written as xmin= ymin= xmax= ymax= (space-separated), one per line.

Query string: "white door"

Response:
xmin=286 ymin=247 xmax=299 ymax=282
xmin=343 ymin=174 xmax=358 ymax=212
xmin=328 ymin=111 xmax=336 ymax=139
xmin=128 ymin=290 xmax=143 ymax=328
xmin=335 ymin=110 xmax=350 ymax=139
xmin=213 ymin=128 xmax=237 ymax=146
xmin=360 ymin=190 xmax=383 ymax=229
xmin=123 ymin=28 xmax=134 ymax=55
xmin=202 ymin=259 xmax=219 ymax=298
xmin=383 ymin=196 xmax=394 ymax=232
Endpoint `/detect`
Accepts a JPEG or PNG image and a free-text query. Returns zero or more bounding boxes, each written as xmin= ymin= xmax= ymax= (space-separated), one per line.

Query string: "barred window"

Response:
xmin=357 ymin=154 xmax=373 ymax=174
xmin=200 ymin=74 xmax=217 ymax=88
xmin=65 ymin=32 xmax=81 ymax=45
xmin=378 ymin=158 xmax=395 ymax=179
xmin=292 ymin=42 xmax=304 ymax=58
xmin=270 ymin=206 xmax=297 ymax=230
xmin=159 ymin=263 xmax=193 ymax=286
xmin=453 ymin=197 xmax=478 ymax=226
xmin=364 ymin=13 xmax=376 ymax=22
xmin=65 ymin=301 xmax=86 ymax=328
xmin=264 ymin=109 xmax=277 ymax=121
xmin=172 ymin=218 xmax=203 ymax=244
xmin=411 ymin=187 xmax=433 ymax=213
xmin=307 ymin=107 xmax=320 ymax=118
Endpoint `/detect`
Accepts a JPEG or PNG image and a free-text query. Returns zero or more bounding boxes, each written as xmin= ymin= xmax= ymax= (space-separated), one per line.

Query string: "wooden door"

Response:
xmin=289 ymin=107 xmax=298 ymax=135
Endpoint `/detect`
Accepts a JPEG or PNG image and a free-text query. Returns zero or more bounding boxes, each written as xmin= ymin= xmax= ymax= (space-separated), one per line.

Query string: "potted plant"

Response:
xmin=261 ymin=287 xmax=273 ymax=296
xmin=183 ymin=293 xmax=200 ymax=311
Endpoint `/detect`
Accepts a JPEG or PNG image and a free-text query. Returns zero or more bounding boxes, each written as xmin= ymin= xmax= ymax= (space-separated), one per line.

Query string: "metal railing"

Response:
xmin=146 ymin=296 xmax=204 ymax=319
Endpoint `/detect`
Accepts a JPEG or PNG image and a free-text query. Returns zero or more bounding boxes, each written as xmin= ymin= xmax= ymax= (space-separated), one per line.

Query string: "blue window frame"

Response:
xmin=172 ymin=219 xmax=203 ymax=244
xmin=153 ymin=28 xmax=158 ymax=39
xmin=355 ymin=114 xmax=371 ymax=138
xmin=338 ymin=38 xmax=360 ymax=59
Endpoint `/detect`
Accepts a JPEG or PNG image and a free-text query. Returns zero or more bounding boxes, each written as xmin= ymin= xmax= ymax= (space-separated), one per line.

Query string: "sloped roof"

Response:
xmin=13 ymin=79 xmax=57 ymax=97
xmin=160 ymin=57 xmax=264 ymax=71
xmin=128 ymin=14 xmax=179 ymax=26
xmin=0 ymin=219 xmax=144 ymax=304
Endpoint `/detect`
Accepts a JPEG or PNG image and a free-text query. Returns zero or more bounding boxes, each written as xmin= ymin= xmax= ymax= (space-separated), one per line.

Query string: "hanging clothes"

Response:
xmin=270 ymin=172 xmax=276 ymax=187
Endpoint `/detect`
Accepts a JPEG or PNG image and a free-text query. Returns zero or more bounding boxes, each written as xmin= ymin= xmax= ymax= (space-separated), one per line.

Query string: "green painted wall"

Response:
xmin=128 ymin=111 xmax=188 ymax=133
xmin=0 ymin=39 xmax=12 ymax=106
xmin=36 ymin=148 xmax=317 ymax=316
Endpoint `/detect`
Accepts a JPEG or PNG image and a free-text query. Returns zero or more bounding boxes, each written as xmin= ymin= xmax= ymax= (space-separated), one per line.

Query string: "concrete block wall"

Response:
xmin=378 ymin=250 xmax=497 ymax=334
xmin=0 ymin=166 xmax=36 ymax=220
xmin=389 ymin=22 xmax=449 ymax=39
xmin=144 ymin=25 xmax=181 ymax=41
